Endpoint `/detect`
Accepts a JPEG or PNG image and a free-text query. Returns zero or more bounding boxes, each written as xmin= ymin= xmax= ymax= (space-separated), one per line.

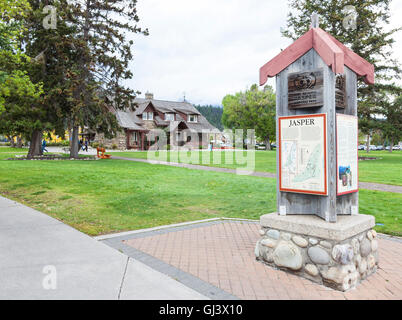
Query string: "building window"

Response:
xmin=165 ymin=113 xmax=175 ymax=121
xmin=131 ymin=132 xmax=138 ymax=142
xmin=188 ymin=114 xmax=198 ymax=123
xmin=142 ymin=112 xmax=154 ymax=120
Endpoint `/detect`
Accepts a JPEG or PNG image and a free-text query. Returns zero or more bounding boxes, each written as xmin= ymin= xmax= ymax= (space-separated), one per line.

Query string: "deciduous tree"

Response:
xmin=222 ymin=84 xmax=276 ymax=149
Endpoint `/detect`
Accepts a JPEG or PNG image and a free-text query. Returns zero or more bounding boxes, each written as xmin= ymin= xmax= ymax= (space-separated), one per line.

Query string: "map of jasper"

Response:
xmin=280 ymin=115 xmax=326 ymax=194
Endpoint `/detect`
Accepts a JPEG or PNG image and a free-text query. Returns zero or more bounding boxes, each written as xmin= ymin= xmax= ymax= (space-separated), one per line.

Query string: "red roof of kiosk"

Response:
xmin=259 ymin=27 xmax=375 ymax=85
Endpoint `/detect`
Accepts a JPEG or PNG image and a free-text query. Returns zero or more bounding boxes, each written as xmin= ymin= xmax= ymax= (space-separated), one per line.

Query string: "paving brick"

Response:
xmin=124 ymin=221 xmax=402 ymax=300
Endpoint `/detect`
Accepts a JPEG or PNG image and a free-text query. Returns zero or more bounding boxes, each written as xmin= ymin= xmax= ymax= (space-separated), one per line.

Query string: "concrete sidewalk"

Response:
xmin=0 ymin=196 xmax=208 ymax=300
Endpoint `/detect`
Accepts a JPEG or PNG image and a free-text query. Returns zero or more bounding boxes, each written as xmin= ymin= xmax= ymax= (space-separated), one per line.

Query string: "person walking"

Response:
xmin=84 ymin=139 xmax=88 ymax=152
xmin=42 ymin=140 xmax=48 ymax=153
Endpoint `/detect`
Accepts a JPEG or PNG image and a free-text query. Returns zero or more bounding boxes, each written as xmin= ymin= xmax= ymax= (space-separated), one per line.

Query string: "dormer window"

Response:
xmin=188 ymin=114 xmax=198 ymax=123
xmin=165 ymin=113 xmax=175 ymax=121
xmin=142 ymin=112 xmax=154 ymax=120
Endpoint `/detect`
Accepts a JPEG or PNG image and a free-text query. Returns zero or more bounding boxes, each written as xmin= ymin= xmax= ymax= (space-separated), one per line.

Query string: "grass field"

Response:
xmin=0 ymin=146 xmax=401 ymax=236
xmin=111 ymin=149 xmax=402 ymax=186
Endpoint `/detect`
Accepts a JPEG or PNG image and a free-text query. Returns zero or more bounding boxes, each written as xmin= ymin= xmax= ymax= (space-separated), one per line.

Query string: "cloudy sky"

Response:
xmin=125 ymin=0 xmax=402 ymax=106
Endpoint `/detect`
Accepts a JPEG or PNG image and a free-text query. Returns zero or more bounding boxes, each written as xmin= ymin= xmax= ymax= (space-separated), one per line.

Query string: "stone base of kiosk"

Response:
xmin=255 ymin=213 xmax=378 ymax=291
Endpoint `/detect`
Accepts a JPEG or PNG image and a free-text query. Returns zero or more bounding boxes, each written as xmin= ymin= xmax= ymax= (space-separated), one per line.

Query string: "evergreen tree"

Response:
xmin=380 ymin=93 xmax=402 ymax=151
xmin=0 ymin=0 xmax=41 ymax=115
xmin=195 ymin=105 xmax=223 ymax=131
xmin=282 ymin=0 xmax=401 ymax=152
xmin=65 ymin=0 xmax=148 ymax=158
xmin=0 ymin=0 xmax=44 ymax=155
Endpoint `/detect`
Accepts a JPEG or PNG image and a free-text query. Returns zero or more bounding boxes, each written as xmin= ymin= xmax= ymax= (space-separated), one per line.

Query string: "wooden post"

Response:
xmin=275 ymin=49 xmax=337 ymax=221
xmin=126 ymin=129 xmax=130 ymax=149
xmin=336 ymin=67 xmax=359 ymax=215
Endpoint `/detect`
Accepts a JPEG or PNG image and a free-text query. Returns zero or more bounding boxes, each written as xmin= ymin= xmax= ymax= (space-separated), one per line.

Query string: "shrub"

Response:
xmin=111 ymin=144 xmax=118 ymax=150
xmin=91 ymin=142 xmax=100 ymax=149
xmin=166 ymin=144 xmax=171 ymax=150
xmin=47 ymin=140 xmax=70 ymax=147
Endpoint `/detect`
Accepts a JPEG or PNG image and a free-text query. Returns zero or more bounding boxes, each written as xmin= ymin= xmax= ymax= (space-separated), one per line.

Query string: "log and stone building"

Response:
xmin=93 ymin=93 xmax=221 ymax=150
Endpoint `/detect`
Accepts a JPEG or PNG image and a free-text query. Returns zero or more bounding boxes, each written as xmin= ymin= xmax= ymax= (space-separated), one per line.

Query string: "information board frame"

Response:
xmin=336 ymin=114 xmax=359 ymax=196
xmin=278 ymin=113 xmax=328 ymax=196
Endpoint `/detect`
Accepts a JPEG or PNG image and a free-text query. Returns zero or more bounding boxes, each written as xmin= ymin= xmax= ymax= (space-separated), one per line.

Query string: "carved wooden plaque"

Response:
xmin=288 ymin=69 xmax=324 ymax=109
xmin=335 ymin=74 xmax=347 ymax=109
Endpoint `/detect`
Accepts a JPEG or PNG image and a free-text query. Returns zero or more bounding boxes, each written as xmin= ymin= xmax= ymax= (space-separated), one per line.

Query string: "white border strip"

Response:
xmin=93 ymin=217 xmax=259 ymax=240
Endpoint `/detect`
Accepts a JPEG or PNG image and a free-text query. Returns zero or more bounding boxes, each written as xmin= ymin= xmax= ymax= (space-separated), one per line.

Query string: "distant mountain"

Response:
xmin=195 ymin=105 xmax=223 ymax=131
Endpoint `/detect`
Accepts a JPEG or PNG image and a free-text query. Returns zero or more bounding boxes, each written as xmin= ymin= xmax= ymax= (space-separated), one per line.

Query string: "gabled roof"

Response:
xmin=115 ymin=111 xmax=147 ymax=131
xmin=259 ymin=27 xmax=375 ymax=86
xmin=113 ymin=97 xmax=221 ymax=133
xmin=134 ymin=98 xmax=201 ymax=115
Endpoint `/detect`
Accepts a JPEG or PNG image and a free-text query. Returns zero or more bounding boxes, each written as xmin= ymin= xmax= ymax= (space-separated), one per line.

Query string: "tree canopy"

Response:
xmin=281 ymin=0 xmax=401 ymax=151
xmin=0 ymin=0 xmax=41 ymax=114
xmin=0 ymin=0 xmax=147 ymax=157
xmin=222 ymin=84 xmax=276 ymax=149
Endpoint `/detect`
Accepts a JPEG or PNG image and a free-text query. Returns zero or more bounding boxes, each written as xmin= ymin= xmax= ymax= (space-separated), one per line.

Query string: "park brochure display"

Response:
xmin=279 ymin=114 xmax=327 ymax=195
xmin=336 ymin=114 xmax=358 ymax=195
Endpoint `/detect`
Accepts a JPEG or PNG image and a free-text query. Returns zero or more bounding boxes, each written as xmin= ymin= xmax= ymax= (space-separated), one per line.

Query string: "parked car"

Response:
xmin=376 ymin=145 xmax=384 ymax=150
xmin=369 ymin=145 xmax=377 ymax=151
xmin=392 ymin=145 xmax=400 ymax=150
xmin=270 ymin=143 xmax=277 ymax=149
xmin=358 ymin=145 xmax=366 ymax=150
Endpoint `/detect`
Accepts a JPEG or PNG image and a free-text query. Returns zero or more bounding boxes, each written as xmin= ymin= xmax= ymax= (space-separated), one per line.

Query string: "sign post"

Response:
xmin=254 ymin=16 xmax=379 ymax=291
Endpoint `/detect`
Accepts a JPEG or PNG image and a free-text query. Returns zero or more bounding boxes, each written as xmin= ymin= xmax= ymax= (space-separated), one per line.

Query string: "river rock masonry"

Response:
xmin=255 ymin=213 xmax=378 ymax=291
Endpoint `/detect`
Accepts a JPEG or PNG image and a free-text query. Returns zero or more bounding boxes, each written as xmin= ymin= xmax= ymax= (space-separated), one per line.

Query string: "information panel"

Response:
xmin=336 ymin=114 xmax=358 ymax=195
xmin=279 ymin=114 xmax=327 ymax=195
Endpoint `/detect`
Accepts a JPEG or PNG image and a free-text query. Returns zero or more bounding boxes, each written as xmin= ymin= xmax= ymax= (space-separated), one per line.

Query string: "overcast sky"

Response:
xmin=125 ymin=0 xmax=402 ymax=106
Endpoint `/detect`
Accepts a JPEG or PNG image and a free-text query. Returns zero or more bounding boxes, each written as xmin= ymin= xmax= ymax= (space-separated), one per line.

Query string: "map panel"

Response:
xmin=279 ymin=114 xmax=327 ymax=195
xmin=336 ymin=114 xmax=358 ymax=195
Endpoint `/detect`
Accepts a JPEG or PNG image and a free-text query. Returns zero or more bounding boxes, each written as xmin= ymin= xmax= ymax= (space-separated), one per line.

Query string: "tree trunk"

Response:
xmin=16 ymin=136 xmax=23 ymax=148
xmin=27 ymin=130 xmax=42 ymax=159
xmin=366 ymin=134 xmax=370 ymax=153
xmin=389 ymin=140 xmax=393 ymax=153
xmin=6 ymin=136 xmax=15 ymax=148
xmin=265 ymin=136 xmax=271 ymax=150
xmin=70 ymin=125 xmax=79 ymax=159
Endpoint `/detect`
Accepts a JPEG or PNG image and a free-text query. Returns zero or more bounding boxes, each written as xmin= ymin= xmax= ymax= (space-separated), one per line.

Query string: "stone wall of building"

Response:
xmin=255 ymin=227 xmax=379 ymax=291
xmin=93 ymin=131 xmax=127 ymax=150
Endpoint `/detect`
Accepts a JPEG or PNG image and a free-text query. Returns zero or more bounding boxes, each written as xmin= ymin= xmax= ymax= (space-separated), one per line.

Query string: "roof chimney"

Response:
xmin=145 ymin=92 xmax=154 ymax=100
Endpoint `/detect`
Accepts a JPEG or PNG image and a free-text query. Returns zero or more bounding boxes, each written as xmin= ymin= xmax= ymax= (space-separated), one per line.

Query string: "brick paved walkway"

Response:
xmin=124 ymin=221 xmax=402 ymax=300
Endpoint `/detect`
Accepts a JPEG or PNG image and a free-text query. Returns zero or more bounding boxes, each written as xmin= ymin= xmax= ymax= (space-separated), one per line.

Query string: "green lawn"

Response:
xmin=0 ymin=146 xmax=400 ymax=236
xmin=111 ymin=149 xmax=402 ymax=186
xmin=0 ymin=151 xmax=276 ymax=235
xmin=357 ymin=150 xmax=402 ymax=186
xmin=113 ymin=150 xmax=277 ymax=172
